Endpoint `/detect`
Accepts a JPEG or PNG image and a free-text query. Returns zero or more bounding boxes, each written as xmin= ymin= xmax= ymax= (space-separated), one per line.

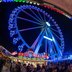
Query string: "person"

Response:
xmin=36 ymin=64 xmax=41 ymax=72
xmin=41 ymin=64 xmax=46 ymax=72
xmin=1 ymin=62 xmax=10 ymax=72
xmin=15 ymin=62 xmax=21 ymax=72
xmin=69 ymin=64 xmax=72 ymax=72
xmin=0 ymin=58 xmax=5 ymax=72
xmin=10 ymin=61 xmax=16 ymax=72
xmin=21 ymin=64 xmax=27 ymax=72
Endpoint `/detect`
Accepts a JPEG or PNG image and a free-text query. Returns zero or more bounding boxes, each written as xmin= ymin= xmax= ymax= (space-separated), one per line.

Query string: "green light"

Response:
xmin=14 ymin=0 xmax=18 ymax=2
xmin=0 ymin=0 xmax=2 ymax=2
xmin=14 ymin=0 xmax=26 ymax=2
xmin=23 ymin=0 xmax=26 ymax=2
xmin=18 ymin=56 xmax=23 ymax=59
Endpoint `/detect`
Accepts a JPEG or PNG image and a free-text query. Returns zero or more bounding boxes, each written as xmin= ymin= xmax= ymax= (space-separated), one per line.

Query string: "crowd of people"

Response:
xmin=0 ymin=57 xmax=72 ymax=72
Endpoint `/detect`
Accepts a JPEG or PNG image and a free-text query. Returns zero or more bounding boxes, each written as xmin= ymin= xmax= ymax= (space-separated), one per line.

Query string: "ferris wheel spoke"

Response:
xmin=51 ymin=25 xmax=55 ymax=26
xmin=51 ymin=31 xmax=61 ymax=40
xmin=44 ymin=14 xmax=46 ymax=22
xmin=17 ymin=17 xmax=42 ymax=25
xmin=29 ymin=9 xmax=42 ymax=23
xmin=37 ymin=11 xmax=44 ymax=21
xmin=46 ymin=16 xmax=51 ymax=23
xmin=50 ymin=28 xmax=59 ymax=33
xmin=19 ymin=26 xmax=43 ymax=32
xmin=53 ymin=36 xmax=60 ymax=46
xmin=21 ymin=10 xmax=41 ymax=24
xmin=46 ymin=28 xmax=61 ymax=41
xmin=43 ymin=12 xmax=46 ymax=22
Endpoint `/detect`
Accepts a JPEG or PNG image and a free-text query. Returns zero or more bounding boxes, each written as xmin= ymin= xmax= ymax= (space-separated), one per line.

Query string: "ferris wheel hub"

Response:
xmin=46 ymin=22 xmax=51 ymax=27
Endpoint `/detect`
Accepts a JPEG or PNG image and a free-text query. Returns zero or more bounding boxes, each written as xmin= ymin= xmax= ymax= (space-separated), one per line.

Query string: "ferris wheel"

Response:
xmin=8 ymin=3 xmax=64 ymax=59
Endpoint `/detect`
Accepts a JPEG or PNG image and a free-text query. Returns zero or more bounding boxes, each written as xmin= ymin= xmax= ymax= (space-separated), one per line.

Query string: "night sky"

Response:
xmin=0 ymin=2 xmax=72 ymax=54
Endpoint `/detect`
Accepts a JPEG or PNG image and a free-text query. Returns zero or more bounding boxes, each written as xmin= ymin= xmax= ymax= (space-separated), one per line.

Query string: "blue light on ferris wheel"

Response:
xmin=44 ymin=36 xmax=53 ymax=41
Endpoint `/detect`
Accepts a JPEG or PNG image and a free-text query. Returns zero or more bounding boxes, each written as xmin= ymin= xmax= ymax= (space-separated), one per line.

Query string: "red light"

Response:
xmin=42 ymin=5 xmax=64 ymax=15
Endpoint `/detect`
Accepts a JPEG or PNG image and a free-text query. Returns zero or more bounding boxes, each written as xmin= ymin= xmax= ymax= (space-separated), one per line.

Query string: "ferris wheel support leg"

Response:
xmin=31 ymin=29 xmax=44 ymax=49
xmin=47 ymin=28 xmax=62 ymax=58
xmin=48 ymin=41 xmax=55 ymax=59
xmin=34 ymin=32 xmax=45 ymax=54
xmin=52 ymin=36 xmax=62 ymax=58
xmin=34 ymin=37 xmax=44 ymax=54
xmin=45 ymin=38 xmax=48 ymax=54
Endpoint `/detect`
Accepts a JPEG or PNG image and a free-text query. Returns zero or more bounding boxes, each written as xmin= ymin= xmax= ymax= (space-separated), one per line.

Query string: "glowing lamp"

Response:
xmin=46 ymin=22 xmax=51 ymax=27
xmin=44 ymin=36 xmax=53 ymax=41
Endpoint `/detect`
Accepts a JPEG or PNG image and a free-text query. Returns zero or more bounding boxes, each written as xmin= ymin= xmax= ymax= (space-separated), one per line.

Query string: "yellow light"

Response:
xmin=30 ymin=1 xmax=32 ymax=4
xmin=33 ymin=2 xmax=36 ymax=5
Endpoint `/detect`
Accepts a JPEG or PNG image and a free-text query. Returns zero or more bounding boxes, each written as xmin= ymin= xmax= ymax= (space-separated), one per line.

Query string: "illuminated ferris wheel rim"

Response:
xmin=8 ymin=4 xmax=64 ymax=57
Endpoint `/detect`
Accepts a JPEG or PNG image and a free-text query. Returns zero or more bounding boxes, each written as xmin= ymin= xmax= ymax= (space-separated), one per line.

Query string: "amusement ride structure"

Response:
xmin=8 ymin=2 xmax=64 ymax=59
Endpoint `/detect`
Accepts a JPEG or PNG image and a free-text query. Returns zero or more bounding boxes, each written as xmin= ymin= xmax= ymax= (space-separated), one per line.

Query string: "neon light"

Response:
xmin=14 ymin=0 xmax=26 ymax=2
xmin=2 ymin=0 xmax=6 ymax=2
xmin=2 ymin=0 xmax=13 ymax=2
xmin=10 ymin=30 xmax=16 ymax=37
xmin=18 ymin=44 xmax=24 ymax=52
xmin=44 ymin=36 xmax=53 ymax=41
xmin=7 ymin=0 xmax=13 ymax=2
xmin=13 ymin=37 xmax=20 ymax=44
xmin=41 ymin=5 xmax=64 ymax=15
xmin=2 ymin=0 xmax=27 ymax=2
xmin=46 ymin=22 xmax=51 ymax=27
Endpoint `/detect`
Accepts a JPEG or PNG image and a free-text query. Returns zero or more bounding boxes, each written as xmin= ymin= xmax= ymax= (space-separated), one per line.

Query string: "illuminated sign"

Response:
xmin=2 ymin=0 xmax=26 ymax=2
